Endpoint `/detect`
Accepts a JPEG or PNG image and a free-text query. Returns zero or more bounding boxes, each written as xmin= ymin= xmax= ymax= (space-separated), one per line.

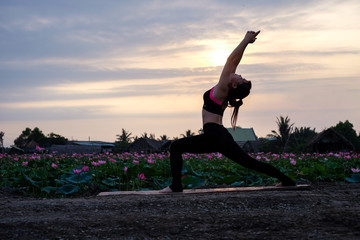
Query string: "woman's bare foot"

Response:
xmin=159 ymin=186 xmax=173 ymax=193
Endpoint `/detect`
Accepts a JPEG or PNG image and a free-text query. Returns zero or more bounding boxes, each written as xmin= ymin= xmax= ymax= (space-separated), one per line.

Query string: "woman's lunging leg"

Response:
xmin=169 ymin=140 xmax=184 ymax=191
xmin=169 ymin=134 xmax=216 ymax=192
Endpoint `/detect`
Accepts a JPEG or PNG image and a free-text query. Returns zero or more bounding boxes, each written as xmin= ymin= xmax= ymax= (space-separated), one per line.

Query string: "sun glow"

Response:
xmin=209 ymin=49 xmax=229 ymax=66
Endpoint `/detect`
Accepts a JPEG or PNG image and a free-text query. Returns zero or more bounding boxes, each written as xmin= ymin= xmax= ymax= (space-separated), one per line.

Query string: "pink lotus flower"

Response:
xmin=133 ymin=160 xmax=139 ymax=164
xmin=351 ymin=168 xmax=360 ymax=173
xmin=51 ymin=163 xmax=58 ymax=168
xmin=147 ymin=157 xmax=155 ymax=164
xmin=290 ymin=158 xmax=296 ymax=165
xmin=206 ymin=154 xmax=213 ymax=159
xmin=137 ymin=173 xmax=146 ymax=180
xmin=29 ymin=155 xmax=41 ymax=160
xmin=81 ymin=166 xmax=89 ymax=172
xmin=22 ymin=161 xmax=28 ymax=166
xmin=73 ymin=169 xmax=82 ymax=174
xmin=124 ymin=166 xmax=128 ymax=172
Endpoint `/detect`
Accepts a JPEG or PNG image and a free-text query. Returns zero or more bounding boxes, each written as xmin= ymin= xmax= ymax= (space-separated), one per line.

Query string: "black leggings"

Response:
xmin=169 ymin=123 xmax=295 ymax=192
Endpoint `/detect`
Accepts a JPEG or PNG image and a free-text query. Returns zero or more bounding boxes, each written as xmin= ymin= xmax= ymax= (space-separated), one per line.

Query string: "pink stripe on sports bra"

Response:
xmin=210 ymin=87 xmax=223 ymax=106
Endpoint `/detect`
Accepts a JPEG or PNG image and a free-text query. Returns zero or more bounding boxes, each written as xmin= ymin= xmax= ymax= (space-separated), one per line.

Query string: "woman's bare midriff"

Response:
xmin=202 ymin=109 xmax=223 ymax=126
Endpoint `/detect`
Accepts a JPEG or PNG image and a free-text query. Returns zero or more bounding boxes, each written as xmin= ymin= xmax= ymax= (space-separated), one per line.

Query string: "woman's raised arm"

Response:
xmin=220 ymin=31 xmax=260 ymax=81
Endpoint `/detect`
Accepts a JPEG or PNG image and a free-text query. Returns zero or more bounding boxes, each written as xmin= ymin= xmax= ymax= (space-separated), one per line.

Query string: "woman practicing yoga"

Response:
xmin=160 ymin=30 xmax=296 ymax=193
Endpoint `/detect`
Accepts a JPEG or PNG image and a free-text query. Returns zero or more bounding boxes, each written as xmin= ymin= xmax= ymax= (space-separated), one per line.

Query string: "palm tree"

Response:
xmin=181 ymin=129 xmax=196 ymax=138
xmin=267 ymin=116 xmax=294 ymax=152
xmin=289 ymin=126 xmax=317 ymax=152
xmin=115 ymin=129 xmax=133 ymax=153
xmin=141 ymin=132 xmax=156 ymax=139
xmin=292 ymin=127 xmax=317 ymax=144
xmin=116 ymin=128 xmax=133 ymax=143
xmin=159 ymin=135 xmax=169 ymax=141
xmin=141 ymin=132 xmax=149 ymax=139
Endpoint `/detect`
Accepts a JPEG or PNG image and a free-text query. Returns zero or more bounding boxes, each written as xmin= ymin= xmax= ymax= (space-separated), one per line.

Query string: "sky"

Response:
xmin=1 ymin=0 xmax=360 ymax=147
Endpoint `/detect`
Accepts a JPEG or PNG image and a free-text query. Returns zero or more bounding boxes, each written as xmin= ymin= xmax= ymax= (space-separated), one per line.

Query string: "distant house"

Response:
xmin=226 ymin=127 xmax=259 ymax=152
xmin=9 ymin=145 xmax=25 ymax=155
xmin=50 ymin=141 xmax=115 ymax=154
xmin=11 ymin=140 xmax=39 ymax=154
xmin=128 ymin=138 xmax=171 ymax=153
xmin=305 ymin=128 xmax=354 ymax=153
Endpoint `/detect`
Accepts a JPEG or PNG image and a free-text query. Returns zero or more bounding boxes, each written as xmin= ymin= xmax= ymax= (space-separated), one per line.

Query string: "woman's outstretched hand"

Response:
xmin=244 ymin=30 xmax=260 ymax=44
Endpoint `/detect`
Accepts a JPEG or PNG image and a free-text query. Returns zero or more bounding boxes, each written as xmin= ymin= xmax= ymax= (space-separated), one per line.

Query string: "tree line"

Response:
xmin=0 ymin=126 xmax=200 ymax=152
xmin=1 ymin=116 xmax=359 ymax=153
xmin=261 ymin=117 xmax=360 ymax=153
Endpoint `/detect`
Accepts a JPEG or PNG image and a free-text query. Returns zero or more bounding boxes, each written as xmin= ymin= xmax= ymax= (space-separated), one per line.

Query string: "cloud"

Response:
xmin=0 ymin=65 xmax=220 ymax=102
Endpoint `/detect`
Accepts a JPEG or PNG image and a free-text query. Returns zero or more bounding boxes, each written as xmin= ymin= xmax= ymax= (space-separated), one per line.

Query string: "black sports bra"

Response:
xmin=203 ymin=87 xmax=226 ymax=116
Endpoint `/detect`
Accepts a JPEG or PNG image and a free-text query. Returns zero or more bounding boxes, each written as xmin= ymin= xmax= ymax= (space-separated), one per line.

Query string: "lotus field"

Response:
xmin=1 ymin=150 xmax=360 ymax=197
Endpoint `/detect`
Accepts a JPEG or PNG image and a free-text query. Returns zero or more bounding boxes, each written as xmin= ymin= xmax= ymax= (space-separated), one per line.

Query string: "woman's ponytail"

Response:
xmin=230 ymin=99 xmax=243 ymax=130
xmin=227 ymin=81 xmax=252 ymax=130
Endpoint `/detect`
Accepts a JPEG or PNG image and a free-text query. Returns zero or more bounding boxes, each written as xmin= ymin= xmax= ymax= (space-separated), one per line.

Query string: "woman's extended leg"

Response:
xmin=223 ymin=140 xmax=295 ymax=186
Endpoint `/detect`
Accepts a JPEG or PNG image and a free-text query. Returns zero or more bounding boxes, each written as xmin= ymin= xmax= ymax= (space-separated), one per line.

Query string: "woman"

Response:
xmin=160 ymin=30 xmax=296 ymax=193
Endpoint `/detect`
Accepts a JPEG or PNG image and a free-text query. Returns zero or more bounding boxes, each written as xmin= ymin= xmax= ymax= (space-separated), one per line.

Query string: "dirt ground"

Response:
xmin=1 ymin=182 xmax=360 ymax=240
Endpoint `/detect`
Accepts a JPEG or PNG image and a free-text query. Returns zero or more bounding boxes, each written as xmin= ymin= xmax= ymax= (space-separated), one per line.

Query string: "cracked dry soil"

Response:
xmin=1 ymin=183 xmax=360 ymax=239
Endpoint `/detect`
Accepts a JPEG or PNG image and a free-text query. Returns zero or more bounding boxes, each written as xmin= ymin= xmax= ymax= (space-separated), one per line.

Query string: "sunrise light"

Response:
xmin=209 ymin=48 xmax=229 ymax=66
